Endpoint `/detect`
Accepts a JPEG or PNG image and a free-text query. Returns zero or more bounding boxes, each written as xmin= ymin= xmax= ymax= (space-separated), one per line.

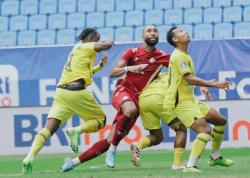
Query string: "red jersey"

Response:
xmin=119 ymin=46 xmax=170 ymax=94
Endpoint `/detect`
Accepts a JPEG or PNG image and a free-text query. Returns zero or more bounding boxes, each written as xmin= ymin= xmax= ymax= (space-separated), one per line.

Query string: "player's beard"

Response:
xmin=144 ymin=37 xmax=159 ymax=47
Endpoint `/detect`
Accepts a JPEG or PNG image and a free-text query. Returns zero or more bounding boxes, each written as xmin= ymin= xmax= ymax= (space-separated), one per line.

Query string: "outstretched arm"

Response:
xmin=184 ymin=73 xmax=231 ymax=90
xmin=94 ymin=40 xmax=114 ymax=52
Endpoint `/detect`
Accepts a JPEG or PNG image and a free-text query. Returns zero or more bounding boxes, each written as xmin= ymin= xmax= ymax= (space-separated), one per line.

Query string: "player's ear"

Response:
xmin=173 ymin=36 xmax=178 ymax=43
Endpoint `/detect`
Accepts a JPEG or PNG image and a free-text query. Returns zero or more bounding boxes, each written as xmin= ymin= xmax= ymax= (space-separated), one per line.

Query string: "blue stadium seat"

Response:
xmin=134 ymin=26 xmax=144 ymax=41
xmin=39 ymin=0 xmax=57 ymax=14
xmin=0 ymin=17 xmax=9 ymax=31
xmin=184 ymin=8 xmax=202 ymax=24
xmin=234 ymin=22 xmax=250 ymax=38
xmin=178 ymin=24 xmax=193 ymax=38
xmin=86 ymin=12 xmax=105 ymax=28
xmin=20 ymin=0 xmax=38 ymax=15
xmin=145 ymin=10 xmax=163 ymax=25
xmin=1 ymin=0 xmax=19 ymax=16
xmin=0 ymin=31 xmax=17 ymax=47
xmin=125 ymin=11 xmax=144 ymax=26
xmin=173 ymin=0 xmax=192 ymax=9
xmin=97 ymin=0 xmax=115 ymax=12
xmin=116 ymin=0 xmax=134 ymax=11
xmin=213 ymin=0 xmax=232 ymax=7
xmin=10 ymin=16 xmax=28 ymax=31
xmin=37 ymin=30 xmax=56 ymax=45
xmin=67 ymin=13 xmax=85 ymax=29
xmin=224 ymin=7 xmax=242 ymax=23
xmin=59 ymin=0 xmax=76 ymax=13
xmin=115 ymin=27 xmax=134 ymax=42
xmin=234 ymin=0 xmax=250 ymax=6
xmin=48 ymin=14 xmax=66 ymax=30
xmin=193 ymin=0 xmax=211 ymax=8
xmin=106 ymin=11 xmax=124 ymax=27
xmin=157 ymin=25 xmax=172 ymax=41
xmin=194 ymin=24 xmax=213 ymax=40
xmin=57 ymin=29 xmax=75 ymax=44
xmin=204 ymin=7 xmax=222 ymax=23
xmin=18 ymin=30 xmax=36 ymax=46
xmin=135 ymin=0 xmax=153 ymax=10
xmin=77 ymin=0 xmax=96 ymax=12
xmin=214 ymin=23 xmax=233 ymax=39
xmin=154 ymin=0 xmax=172 ymax=10
xmin=98 ymin=28 xmax=114 ymax=40
xmin=164 ymin=9 xmax=183 ymax=25
xmin=29 ymin=15 xmax=47 ymax=30
xmin=243 ymin=6 xmax=250 ymax=21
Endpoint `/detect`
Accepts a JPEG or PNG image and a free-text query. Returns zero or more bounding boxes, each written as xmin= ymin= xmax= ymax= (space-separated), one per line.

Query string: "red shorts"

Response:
xmin=112 ymin=85 xmax=139 ymax=113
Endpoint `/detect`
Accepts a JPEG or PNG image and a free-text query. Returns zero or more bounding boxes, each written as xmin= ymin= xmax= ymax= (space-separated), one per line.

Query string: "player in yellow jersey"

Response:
xmin=22 ymin=28 xmax=114 ymax=173
xmin=164 ymin=27 xmax=233 ymax=172
xmin=130 ymin=73 xmax=187 ymax=169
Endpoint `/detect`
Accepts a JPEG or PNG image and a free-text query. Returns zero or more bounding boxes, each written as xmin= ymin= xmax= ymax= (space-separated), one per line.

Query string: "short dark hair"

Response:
xmin=76 ymin=28 xmax=99 ymax=41
xmin=167 ymin=26 xmax=177 ymax=47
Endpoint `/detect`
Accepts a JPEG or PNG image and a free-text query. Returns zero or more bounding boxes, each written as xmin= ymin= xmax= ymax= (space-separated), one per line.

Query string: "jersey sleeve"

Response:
xmin=173 ymin=57 xmax=192 ymax=76
xmin=80 ymin=42 xmax=96 ymax=58
xmin=120 ymin=48 xmax=134 ymax=63
xmin=159 ymin=50 xmax=170 ymax=66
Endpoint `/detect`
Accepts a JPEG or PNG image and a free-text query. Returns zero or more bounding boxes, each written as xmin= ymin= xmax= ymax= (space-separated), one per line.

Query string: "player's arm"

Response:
xmin=94 ymin=40 xmax=114 ymax=52
xmin=184 ymin=73 xmax=231 ymax=90
xmin=93 ymin=54 xmax=109 ymax=74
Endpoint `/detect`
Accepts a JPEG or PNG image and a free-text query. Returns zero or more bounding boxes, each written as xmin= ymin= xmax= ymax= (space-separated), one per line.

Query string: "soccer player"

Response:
xmin=164 ymin=27 xmax=234 ymax=172
xmin=60 ymin=25 xmax=170 ymax=172
xmin=22 ymin=28 xmax=114 ymax=173
xmin=130 ymin=73 xmax=187 ymax=169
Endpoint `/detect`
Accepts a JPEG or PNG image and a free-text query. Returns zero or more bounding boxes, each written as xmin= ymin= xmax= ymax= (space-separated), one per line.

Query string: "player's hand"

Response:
xmin=128 ymin=64 xmax=148 ymax=73
xmin=99 ymin=54 xmax=109 ymax=67
xmin=200 ymin=86 xmax=214 ymax=100
xmin=215 ymin=80 xmax=232 ymax=90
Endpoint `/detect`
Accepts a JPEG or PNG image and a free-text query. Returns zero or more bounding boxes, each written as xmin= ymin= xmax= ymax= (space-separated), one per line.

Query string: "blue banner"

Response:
xmin=0 ymin=39 xmax=250 ymax=107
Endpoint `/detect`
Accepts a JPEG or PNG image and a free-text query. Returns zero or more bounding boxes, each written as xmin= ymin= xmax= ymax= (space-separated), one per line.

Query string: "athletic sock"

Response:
xmin=173 ymin=148 xmax=185 ymax=166
xmin=211 ymin=126 xmax=225 ymax=159
xmin=138 ymin=137 xmax=151 ymax=149
xmin=77 ymin=119 xmax=104 ymax=133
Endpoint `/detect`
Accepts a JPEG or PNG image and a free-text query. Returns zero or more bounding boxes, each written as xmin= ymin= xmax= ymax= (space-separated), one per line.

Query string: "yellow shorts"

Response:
xmin=139 ymin=95 xmax=174 ymax=130
xmin=174 ymin=99 xmax=211 ymax=128
xmin=48 ymin=88 xmax=105 ymax=124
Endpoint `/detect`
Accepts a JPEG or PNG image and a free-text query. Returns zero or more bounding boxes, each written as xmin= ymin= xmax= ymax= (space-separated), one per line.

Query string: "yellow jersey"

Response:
xmin=58 ymin=42 xmax=97 ymax=86
xmin=163 ymin=49 xmax=195 ymax=117
xmin=139 ymin=73 xmax=169 ymax=98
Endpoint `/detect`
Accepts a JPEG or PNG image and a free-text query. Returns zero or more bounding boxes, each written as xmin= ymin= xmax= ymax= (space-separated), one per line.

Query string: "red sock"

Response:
xmin=111 ymin=114 xmax=138 ymax=146
xmin=78 ymin=139 xmax=110 ymax=163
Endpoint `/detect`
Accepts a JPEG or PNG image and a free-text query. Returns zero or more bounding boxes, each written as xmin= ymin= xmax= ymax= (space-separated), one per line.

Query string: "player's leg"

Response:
xmin=66 ymin=90 xmax=106 ymax=153
xmin=183 ymin=117 xmax=211 ymax=173
xmin=61 ymin=123 xmax=116 ymax=172
xmin=22 ymin=117 xmax=61 ymax=173
xmin=204 ymin=106 xmax=234 ymax=167
xmin=168 ymin=119 xmax=187 ymax=169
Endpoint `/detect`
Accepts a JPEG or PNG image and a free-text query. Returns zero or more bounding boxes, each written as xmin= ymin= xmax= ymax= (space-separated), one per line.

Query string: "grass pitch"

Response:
xmin=0 ymin=148 xmax=249 ymax=178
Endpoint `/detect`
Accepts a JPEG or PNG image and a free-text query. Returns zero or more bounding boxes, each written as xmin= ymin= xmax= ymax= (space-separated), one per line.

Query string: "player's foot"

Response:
xmin=66 ymin=128 xmax=80 ymax=153
xmin=172 ymin=164 xmax=186 ymax=170
xmin=183 ymin=166 xmax=202 ymax=173
xmin=60 ymin=158 xmax=74 ymax=172
xmin=105 ymin=150 xmax=116 ymax=168
xmin=130 ymin=143 xmax=141 ymax=167
xmin=22 ymin=155 xmax=34 ymax=174
xmin=208 ymin=155 xmax=234 ymax=167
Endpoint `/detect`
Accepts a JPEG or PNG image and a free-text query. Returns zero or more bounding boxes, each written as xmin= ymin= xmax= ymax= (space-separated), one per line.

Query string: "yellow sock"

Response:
xmin=212 ymin=126 xmax=225 ymax=151
xmin=79 ymin=119 xmax=104 ymax=133
xmin=138 ymin=137 xmax=151 ymax=149
xmin=190 ymin=133 xmax=211 ymax=158
xmin=187 ymin=133 xmax=211 ymax=167
xmin=29 ymin=128 xmax=51 ymax=157
xmin=173 ymin=148 xmax=184 ymax=166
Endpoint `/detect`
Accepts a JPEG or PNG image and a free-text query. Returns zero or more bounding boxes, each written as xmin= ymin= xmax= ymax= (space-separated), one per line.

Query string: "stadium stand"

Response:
xmin=0 ymin=0 xmax=250 ymax=46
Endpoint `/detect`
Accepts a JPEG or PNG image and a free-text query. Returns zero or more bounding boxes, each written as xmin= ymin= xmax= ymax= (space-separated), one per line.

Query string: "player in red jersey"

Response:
xmin=60 ymin=25 xmax=170 ymax=172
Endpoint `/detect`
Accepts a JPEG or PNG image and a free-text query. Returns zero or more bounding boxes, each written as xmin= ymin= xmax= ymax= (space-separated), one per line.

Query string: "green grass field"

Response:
xmin=0 ymin=148 xmax=249 ymax=178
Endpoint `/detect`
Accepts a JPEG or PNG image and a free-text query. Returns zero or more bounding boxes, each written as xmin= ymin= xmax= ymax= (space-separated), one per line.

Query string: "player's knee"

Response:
xmin=122 ymin=107 xmax=137 ymax=118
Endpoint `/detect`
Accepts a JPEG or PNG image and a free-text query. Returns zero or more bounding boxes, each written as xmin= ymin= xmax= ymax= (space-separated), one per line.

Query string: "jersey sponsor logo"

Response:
xmin=149 ymin=57 xmax=156 ymax=63
xmin=131 ymin=48 xmax=138 ymax=53
xmin=180 ymin=62 xmax=188 ymax=68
